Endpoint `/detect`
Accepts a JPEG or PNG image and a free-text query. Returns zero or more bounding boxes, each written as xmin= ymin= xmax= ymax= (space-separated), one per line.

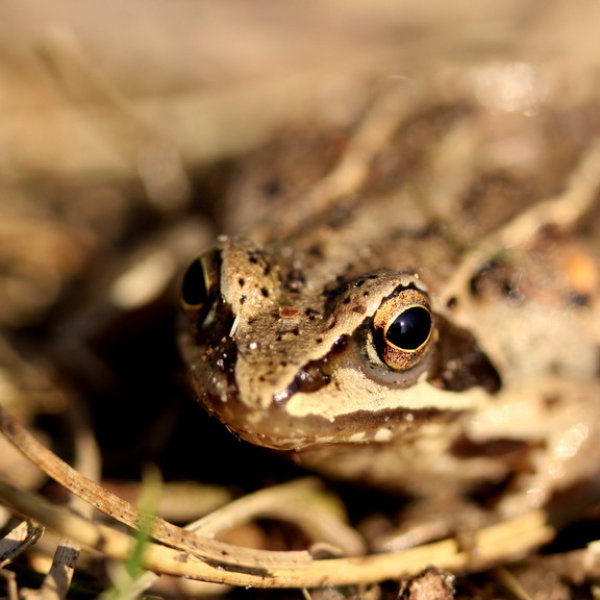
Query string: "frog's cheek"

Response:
xmin=220 ymin=319 xmax=499 ymax=450
xmin=281 ymin=372 xmax=487 ymax=422
xmin=215 ymin=365 xmax=491 ymax=451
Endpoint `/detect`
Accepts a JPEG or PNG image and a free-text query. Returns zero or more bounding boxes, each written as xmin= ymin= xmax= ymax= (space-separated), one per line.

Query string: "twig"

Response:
xmin=0 ymin=520 xmax=44 ymax=568
xmin=188 ymin=478 xmax=365 ymax=556
xmin=40 ymin=400 xmax=101 ymax=600
xmin=0 ymin=567 xmax=18 ymax=600
xmin=492 ymin=567 xmax=533 ymax=600
xmin=0 ymin=403 xmax=311 ymax=572
xmin=0 ymin=479 xmax=555 ymax=588
xmin=100 ymin=478 xmax=350 ymax=600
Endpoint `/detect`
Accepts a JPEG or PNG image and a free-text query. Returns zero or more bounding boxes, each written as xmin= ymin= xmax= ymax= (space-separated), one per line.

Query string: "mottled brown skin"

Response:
xmin=179 ymin=91 xmax=600 ymax=512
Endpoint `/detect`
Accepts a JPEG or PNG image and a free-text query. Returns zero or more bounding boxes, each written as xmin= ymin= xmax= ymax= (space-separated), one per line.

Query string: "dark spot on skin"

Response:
xmin=315 ymin=337 xmax=323 ymax=344
xmin=263 ymin=263 xmax=271 ymax=276
xmin=259 ymin=376 xmax=266 ymax=382
xmin=240 ymin=295 xmax=246 ymax=305
xmin=261 ymin=287 xmax=270 ymax=298
xmin=327 ymin=319 xmax=337 ymax=330
xmin=246 ymin=249 xmax=266 ymax=265
xmin=363 ymin=291 xmax=370 ymax=297
xmin=286 ymin=269 xmax=306 ymax=291
xmin=544 ymin=393 xmax=561 ymax=409
xmin=308 ymin=244 xmax=323 ymax=258
xmin=238 ymin=278 xmax=245 ymax=287
xmin=367 ymin=274 xmax=379 ymax=280
xmin=291 ymin=328 xmax=300 ymax=336
xmin=343 ymin=297 xmax=351 ymax=304
xmin=568 ymin=292 xmax=590 ymax=307
xmin=450 ymin=435 xmax=531 ymax=460
xmin=470 ymin=259 xmax=521 ymax=301
xmin=355 ymin=279 xmax=365 ymax=288
xmin=502 ymin=280 xmax=522 ymax=300
xmin=446 ymin=296 xmax=458 ymax=309
xmin=322 ymin=276 xmax=349 ymax=305
xmin=548 ymin=361 xmax=562 ymax=375
xmin=280 ymin=361 xmax=288 ymax=367
xmin=324 ymin=204 xmax=353 ymax=230
xmin=275 ymin=362 xmax=331 ymax=401
xmin=262 ymin=177 xmax=282 ymax=196
xmin=305 ymin=307 xmax=320 ymax=321
xmin=352 ymin=304 xmax=366 ymax=314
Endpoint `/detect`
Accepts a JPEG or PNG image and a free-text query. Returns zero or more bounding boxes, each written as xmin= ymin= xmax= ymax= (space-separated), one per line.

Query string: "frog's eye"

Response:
xmin=372 ymin=288 xmax=434 ymax=371
xmin=180 ymin=249 xmax=220 ymax=324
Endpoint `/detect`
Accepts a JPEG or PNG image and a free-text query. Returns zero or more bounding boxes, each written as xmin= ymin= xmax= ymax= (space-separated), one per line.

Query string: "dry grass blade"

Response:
xmin=189 ymin=478 xmax=366 ymax=556
xmin=0 ymin=478 xmax=555 ymax=588
xmin=102 ymin=478 xmax=360 ymax=599
xmin=492 ymin=567 xmax=534 ymax=600
xmin=0 ymin=520 xmax=43 ymax=568
xmin=40 ymin=543 xmax=80 ymax=600
xmin=40 ymin=402 xmax=101 ymax=600
xmin=0 ymin=403 xmax=311 ymax=571
xmin=39 ymin=26 xmax=192 ymax=212
xmin=0 ymin=479 xmax=249 ymax=586
xmin=0 ymin=567 xmax=18 ymax=600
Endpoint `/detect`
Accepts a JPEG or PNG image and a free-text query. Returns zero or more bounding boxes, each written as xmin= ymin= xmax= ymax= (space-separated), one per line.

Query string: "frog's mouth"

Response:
xmin=231 ymin=399 xmax=468 ymax=451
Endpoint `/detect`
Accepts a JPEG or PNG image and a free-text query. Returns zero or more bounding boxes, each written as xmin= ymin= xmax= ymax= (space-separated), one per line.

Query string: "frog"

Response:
xmin=178 ymin=84 xmax=600 ymax=517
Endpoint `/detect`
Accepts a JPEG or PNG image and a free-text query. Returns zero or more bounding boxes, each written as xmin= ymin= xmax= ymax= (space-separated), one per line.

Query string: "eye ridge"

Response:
xmin=385 ymin=305 xmax=432 ymax=352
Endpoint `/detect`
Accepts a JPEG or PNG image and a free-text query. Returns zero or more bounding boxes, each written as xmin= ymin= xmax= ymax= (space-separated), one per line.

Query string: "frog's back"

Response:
xmin=180 ymin=83 xmax=600 ymax=509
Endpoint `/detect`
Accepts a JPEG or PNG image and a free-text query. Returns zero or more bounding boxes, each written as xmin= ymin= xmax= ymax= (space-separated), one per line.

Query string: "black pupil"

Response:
xmin=181 ymin=259 xmax=207 ymax=306
xmin=386 ymin=306 xmax=431 ymax=350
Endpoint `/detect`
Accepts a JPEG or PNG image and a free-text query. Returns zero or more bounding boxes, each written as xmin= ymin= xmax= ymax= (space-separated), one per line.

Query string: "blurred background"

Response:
xmin=1 ymin=0 xmax=600 ymax=595
xmin=2 ymin=0 xmax=600 ymax=324
xmin=3 ymin=0 xmax=600 ymax=528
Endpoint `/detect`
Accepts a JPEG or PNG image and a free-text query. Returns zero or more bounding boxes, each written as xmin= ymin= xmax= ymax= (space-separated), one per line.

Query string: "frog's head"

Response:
xmin=179 ymin=238 xmax=500 ymax=451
